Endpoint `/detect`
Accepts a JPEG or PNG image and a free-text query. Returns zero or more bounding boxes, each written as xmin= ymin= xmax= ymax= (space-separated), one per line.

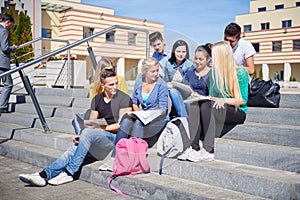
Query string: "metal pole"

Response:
xmin=14 ymin=56 xmax=50 ymax=132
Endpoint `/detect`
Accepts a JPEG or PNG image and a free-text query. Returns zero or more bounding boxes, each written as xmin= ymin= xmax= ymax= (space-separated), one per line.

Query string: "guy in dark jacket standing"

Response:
xmin=0 ymin=15 xmax=18 ymax=113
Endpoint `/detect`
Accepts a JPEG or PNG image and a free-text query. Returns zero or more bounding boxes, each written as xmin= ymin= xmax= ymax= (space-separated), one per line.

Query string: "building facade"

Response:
xmin=236 ymin=0 xmax=300 ymax=83
xmin=1 ymin=0 xmax=163 ymax=82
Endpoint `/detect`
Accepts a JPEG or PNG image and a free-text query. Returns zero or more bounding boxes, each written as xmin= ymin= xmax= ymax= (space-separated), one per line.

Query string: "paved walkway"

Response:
xmin=0 ymin=155 xmax=137 ymax=200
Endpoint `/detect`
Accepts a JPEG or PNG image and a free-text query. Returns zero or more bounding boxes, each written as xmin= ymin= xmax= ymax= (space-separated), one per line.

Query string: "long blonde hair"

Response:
xmin=211 ymin=41 xmax=242 ymax=108
xmin=92 ymin=58 xmax=113 ymax=96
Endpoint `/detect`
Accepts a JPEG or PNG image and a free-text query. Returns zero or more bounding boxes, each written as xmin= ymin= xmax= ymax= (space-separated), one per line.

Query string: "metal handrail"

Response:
xmin=0 ymin=25 xmax=150 ymax=79
xmin=16 ymin=37 xmax=71 ymax=87
xmin=0 ymin=25 xmax=150 ymax=132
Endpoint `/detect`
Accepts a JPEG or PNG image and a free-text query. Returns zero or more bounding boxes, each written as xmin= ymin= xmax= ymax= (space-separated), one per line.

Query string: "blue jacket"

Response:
xmin=163 ymin=59 xmax=194 ymax=82
xmin=132 ymin=77 xmax=168 ymax=118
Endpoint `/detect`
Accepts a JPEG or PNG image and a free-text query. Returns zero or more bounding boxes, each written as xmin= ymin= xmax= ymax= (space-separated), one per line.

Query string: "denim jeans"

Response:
xmin=43 ymin=128 xmax=116 ymax=179
xmin=169 ymin=88 xmax=188 ymax=117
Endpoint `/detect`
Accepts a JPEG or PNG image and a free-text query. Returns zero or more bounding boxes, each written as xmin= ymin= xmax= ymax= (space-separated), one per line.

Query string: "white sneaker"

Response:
xmin=18 ymin=172 xmax=46 ymax=186
xmin=186 ymin=149 xmax=202 ymax=162
xmin=198 ymin=148 xmax=215 ymax=162
xmin=187 ymin=148 xmax=215 ymax=162
xmin=99 ymin=157 xmax=114 ymax=171
xmin=177 ymin=146 xmax=193 ymax=161
xmin=48 ymin=172 xmax=73 ymax=185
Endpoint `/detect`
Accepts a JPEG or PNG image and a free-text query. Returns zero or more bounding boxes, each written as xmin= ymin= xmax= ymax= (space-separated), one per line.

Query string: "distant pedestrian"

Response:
xmin=274 ymin=71 xmax=279 ymax=83
xmin=0 ymin=15 xmax=18 ymax=114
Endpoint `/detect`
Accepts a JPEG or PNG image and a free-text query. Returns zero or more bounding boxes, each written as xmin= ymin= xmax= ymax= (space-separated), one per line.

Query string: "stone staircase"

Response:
xmin=0 ymin=87 xmax=299 ymax=199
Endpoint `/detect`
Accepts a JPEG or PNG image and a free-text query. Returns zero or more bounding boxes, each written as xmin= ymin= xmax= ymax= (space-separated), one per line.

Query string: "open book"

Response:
xmin=171 ymin=81 xmax=210 ymax=103
xmin=124 ymin=109 xmax=161 ymax=125
xmin=183 ymin=96 xmax=211 ymax=104
xmin=84 ymin=118 xmax=108 ymax=128
xmin=171 ymin=81 xmax=193 ymax=98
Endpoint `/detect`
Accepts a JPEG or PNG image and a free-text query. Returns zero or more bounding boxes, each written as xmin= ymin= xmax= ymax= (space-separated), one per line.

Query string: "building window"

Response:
xmin=282 ymin=20 xmax=292 ymax=28
xmin=275 ymin=4 xmax=284 ymax=9
xmin=296 ymin=2 xmax=300 ymax=6
xmin=83 ymin=27 xmax=94 ymax=39
xmin=293 ymin=40 xmax=300 ymax=50
xmin=272 ymin=41 xmax=282 ymax=52
xmin=261 ymin=22 xmax=270 ymax=30
xmin=243 ymin=25 xmax=252 ymax=32
xmin=106 ymin=31 xmax=115 ymax=42
xmin=258 ymin=7 xmax=266 ymax=12
xmin=128 ymin=32 xmax=137 ymax=45
xmin=42 ymin=29 xmax=51 ymax=38
xmin=252 ymin=43 xmax=259 ymax=52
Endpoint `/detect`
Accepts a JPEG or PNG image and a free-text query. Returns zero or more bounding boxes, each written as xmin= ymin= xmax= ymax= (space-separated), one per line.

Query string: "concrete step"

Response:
xmin=0 ymin=121 xmax=71 ymax=152
xmin=0 ymin=112 xmax=74 ymax=134
xmin=246 ymin=107 xmax=300 ymax=126
xmin=13 ymin=103 xmax=86 ymax=119
xmin=215 ymin=138 xmax=300 ymax=173
xmin=34 ymin=87 xmax=89 ymax=98
xmin=1 ymin=118 xmax=298 ymax=174
xmin=280 ymin=93 xmax=300 ymax=108
xmin=148 ymin=151 xmax=300 ymax=200
xmin=0 ymin=139 xmax=276 ymax=200
xmin=25 ymin=95 xmax=74 ymax=107
xmin=224 ymin=122 xmax=300 ymax=148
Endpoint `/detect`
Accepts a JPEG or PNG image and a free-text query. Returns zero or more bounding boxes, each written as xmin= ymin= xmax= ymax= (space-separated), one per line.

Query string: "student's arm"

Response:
xmin=245 ymin=55 xmax=254 ymax=75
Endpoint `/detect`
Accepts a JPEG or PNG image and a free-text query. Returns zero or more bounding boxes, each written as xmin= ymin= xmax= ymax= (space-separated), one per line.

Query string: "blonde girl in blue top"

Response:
xmin=179 ymin=41 xmax=249 ymax=162
xmin=113 ymin=57 xmax=168 ymax=149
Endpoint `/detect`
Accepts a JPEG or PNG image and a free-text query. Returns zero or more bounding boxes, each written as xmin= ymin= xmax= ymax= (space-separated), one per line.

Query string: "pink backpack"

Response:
xmin=108 ymin=137 xmax=150 ymax=197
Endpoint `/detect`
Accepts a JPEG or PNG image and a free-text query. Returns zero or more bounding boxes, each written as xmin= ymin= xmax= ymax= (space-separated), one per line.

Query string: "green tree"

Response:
xmin=13 ymin=11 xmax=34 ymax=62
xmin=3 ymin=10 xmax=16 ymax=46
xmin=253 ymin=69 xmax=257 ymax=78
xmin=259 ymin=68 xmax=263 ymax=80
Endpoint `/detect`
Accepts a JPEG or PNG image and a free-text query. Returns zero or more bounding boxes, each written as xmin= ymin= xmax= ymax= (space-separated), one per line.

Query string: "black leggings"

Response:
xmin=188 ymin=101 xmax=246 ymax=153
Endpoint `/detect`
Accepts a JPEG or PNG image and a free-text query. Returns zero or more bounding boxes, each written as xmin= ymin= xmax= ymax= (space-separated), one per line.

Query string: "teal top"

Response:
xmin=209 ymin=67 xmax=249 ymax=113
xmin=142 ymin=93 xmax=150 ymax=106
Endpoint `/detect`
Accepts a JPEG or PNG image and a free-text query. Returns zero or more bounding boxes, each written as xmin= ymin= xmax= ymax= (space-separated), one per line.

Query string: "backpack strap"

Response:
xmin=108 ymin=175 xmax=128 ymax=198
xmin=135 ymin=138 xmax=150 ymax=173
xmin=159 ymin=146 xmax=172 ymax=175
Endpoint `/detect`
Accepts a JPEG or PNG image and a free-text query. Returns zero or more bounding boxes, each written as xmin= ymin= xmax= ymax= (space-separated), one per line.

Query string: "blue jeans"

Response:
xmin=43 ymin=128 xmax=116 ymax=179
xmin=112 ymin=115 xmax=166 ymax=157
xmin=169 ymin=88 xmax=188 ymax=117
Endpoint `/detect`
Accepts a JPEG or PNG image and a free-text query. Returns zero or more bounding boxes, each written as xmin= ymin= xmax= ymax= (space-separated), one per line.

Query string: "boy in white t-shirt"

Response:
xmin=224 ymin=22 xmax=256 ymax=76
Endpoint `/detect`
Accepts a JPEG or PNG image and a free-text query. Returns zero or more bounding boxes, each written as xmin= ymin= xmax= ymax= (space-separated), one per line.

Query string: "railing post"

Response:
xmin=14 ymin=56 xmax=50 ymax=132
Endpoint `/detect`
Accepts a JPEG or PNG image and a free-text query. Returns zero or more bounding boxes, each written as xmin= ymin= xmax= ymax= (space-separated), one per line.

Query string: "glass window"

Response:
xmin=252 ymin=43 xmax=259 ymax=52
xmin=258 ymin=7 xmax=266 ymax=12
xmin=106 ymin=31 xmax=115 ymax=42
xmin=296 ymin=2 xmax=300 ymax=6
xmin=261 ymin=22 xmax=270 ymax=30
xmin=282 ymin=20 xmax=292 ymax=28
xmin=42 ymin=29 xmax=51 ymax=38
xmin=243 ymin=25 xmax=252 ymax=32
xmin=275 ymin=4 xmax=284 ymax=9
xmin=128 ymin=32 xmax=137 ymax=45
xmin=272 ymin=41 xmax=282 ymax=52
xmin=83 ymin=27 xmax=94 ymax=39
xmin=293 ymin=40 xmax=300 ymax=50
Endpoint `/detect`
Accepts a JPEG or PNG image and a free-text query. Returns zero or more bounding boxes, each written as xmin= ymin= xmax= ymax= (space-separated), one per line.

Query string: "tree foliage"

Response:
xmin=3 ymin=10 xmax=16 ymax=46
xmin=13 ymin=11 xmax=34 ymax=62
